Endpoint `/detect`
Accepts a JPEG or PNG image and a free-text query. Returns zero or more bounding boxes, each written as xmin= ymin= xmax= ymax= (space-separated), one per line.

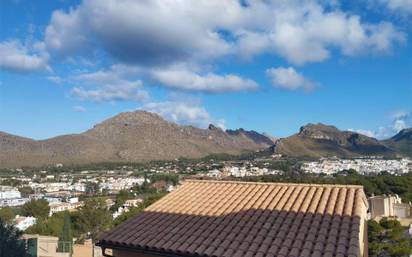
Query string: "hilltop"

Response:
xmin=383 ymin=128 xmax=412 ymax=156
xmin=271 ymin=123 xmax=398 ymax=158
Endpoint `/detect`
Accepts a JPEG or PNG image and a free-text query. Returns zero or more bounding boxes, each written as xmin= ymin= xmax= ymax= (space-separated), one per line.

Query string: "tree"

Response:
xmin=58 ymin=213 xmax=73 ymax=253
xmin=116 ymin=190 xmax=130 ymax=205
xmin=18 ymin=187 xmax=34 ymax=198
xmin=0 ymin=218 xmax=27 ymax=257
xmin=111 ymin=190 xmax=130 ymax=211
xmin=150 ymin=173 xmax=179 ymax=186
xmin=368 ymin=218 xmax=412 ymax=257
xmin=75 ymin=199 xmax=112 ymax=239
xmin=0 ymin=179 xmax=22 ymax=187
xmin=85 ymin=182 xmax=99 ymax=195
xmin=25 ymin=211 xmax=76 ymax=238
xmin=22 ymin=199 xmax=50 ymax=220
xmin=0 ymin=207 xmax=15 ymax=223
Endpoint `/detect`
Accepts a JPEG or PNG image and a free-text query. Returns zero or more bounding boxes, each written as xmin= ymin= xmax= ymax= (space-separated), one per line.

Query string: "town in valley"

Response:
xmin=1 ymin=154 xmax=412 ymax=256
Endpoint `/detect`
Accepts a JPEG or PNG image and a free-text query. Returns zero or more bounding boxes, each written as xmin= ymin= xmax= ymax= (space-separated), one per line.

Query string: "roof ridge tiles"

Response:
xmin=184 ymin=179 xmax=365 ymax=189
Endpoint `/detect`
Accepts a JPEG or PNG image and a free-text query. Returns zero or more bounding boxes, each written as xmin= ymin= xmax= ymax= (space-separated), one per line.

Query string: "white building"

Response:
xmin=14 ymin=216 xmax=37 ymax=231
xmin=0 ymin=186 xmax=21 ymax=199
xmin=0 ymin=197 xmax=29 ymax=207
xmin=99 ymin=177 xmax=145 ymax=192
xmin=124 ymin=199 xmax=143 ymax=207
xmin=43 ymin=182 xmax=71 ymax=193
xmin=49 ymin=201 xmax=84 ymax=216
xmin=207 ymin=169 xmax=222 ymax=178
xmin=68 ymin=197 xmax=79 ymax=204
xmin=113 ymin=198 xmax=143 ymax=219
xmin=369 ymin=195 xmax=412 ymax=219
xmin=71 ymin=183 xmax=86 ymax=192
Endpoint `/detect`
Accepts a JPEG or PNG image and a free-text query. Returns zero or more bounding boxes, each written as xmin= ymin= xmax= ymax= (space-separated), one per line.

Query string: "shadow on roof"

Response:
xmin=98 ymin=209 xmax=363 ymax=257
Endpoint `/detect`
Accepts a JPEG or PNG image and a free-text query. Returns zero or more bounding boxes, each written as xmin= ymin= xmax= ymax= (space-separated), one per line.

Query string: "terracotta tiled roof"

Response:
xmin=98 ymin=180 xmax=368 ymax=257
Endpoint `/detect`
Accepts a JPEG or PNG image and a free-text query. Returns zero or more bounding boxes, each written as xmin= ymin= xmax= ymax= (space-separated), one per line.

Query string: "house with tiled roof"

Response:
xmin=97 ymin=180 xmax=369 ymax=257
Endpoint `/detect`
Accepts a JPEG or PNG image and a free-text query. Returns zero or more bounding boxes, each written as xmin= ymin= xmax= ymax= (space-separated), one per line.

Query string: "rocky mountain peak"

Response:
xmin=89 ymin=110 xmax=168 ymax=131
xmin=226 ymin=128 xmax=276 ymax=145
xmin=110 ymin=110 xmax=165 ymax=123
xmin=391 ymin=128 xmax=412 ymax=142
xmin=298 ymin=123 xmax=340 ymax=140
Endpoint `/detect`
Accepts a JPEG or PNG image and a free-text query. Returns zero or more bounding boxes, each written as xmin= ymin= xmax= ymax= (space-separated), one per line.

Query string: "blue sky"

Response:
xmin=0 ymin=0 xmax=411 ymax=140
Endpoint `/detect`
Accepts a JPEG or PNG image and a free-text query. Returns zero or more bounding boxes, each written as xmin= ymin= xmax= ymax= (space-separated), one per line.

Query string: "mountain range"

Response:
xmin=0 ymin=111 xmax=410 ymax=168
xmin=0 ymin=111 xmax=275 ymax=168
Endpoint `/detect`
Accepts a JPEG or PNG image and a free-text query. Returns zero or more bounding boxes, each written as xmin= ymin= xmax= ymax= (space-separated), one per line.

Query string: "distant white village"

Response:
xmin=302 ymin=157 xmax=412 ymax=175
xmin=206 ymin=165 xmax=283 ymax=178
xmin=0 ymin=176 xmax=148 ymax=231
xmin=0 ymin=176 xmax=146 ymax=207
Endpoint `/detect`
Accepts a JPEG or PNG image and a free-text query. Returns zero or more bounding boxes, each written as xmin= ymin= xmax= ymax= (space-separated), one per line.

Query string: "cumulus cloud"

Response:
xmin=45 ymin=0 xmax=233 ymax=64
xmin=349 ymin=110 xmax=412 ymax=139
xmin=71 ymin=84 xmax=148 ymax=103
xmin=379 ymin=0 xmax=412 ymax=14
xmin=45 ymin=8 xmax=90 ymax=55
xmin=150 ymin=66 xmax=258 ymax=93
xmin=70 ymin=67 xmax=149 ymax=103
xmin=70 ymin=63 xmax=257 ymax=94
xmin=43 ymin=0 xmax=405 ymax=66
xmin=266 ymin=67 xmax=315 ymax=90
xmin=0 ymin=40 xmax=50 ymax=73
xmin=142 ymin=100 xmax=225 ymax=129
xmin=238 ymin=9 xmax=404 ymax=64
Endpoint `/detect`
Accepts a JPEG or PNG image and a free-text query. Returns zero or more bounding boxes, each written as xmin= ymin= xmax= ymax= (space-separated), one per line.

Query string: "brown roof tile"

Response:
xmin=98 ymin=180 xmax=367 ymax=257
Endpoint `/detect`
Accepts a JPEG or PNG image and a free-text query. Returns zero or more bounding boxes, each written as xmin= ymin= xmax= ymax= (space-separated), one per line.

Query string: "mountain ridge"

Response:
xmin=271 ymin=123 xmax=405 ymax=158
xmin=383 ymin=128 xmax=412 ymax=157
xmin=0 ymin=111 xmax=275 ymax=168
xmin=1 ymin=115 xmax=410 ymax=168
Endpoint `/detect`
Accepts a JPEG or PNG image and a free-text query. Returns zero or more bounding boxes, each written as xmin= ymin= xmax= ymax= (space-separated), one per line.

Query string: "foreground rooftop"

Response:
xmin=98 ymin=180 xmax=368 ymax=257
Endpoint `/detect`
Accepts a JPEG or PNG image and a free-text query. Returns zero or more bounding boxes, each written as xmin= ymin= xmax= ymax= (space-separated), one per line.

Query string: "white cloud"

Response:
xmin=348 ymin=128 xmax=376 ymax=138
xmin=380 ymin=0 xmax=412 ymax=14
xmin=350 ymin=110 xmax=411 ymax=139
xmin=70 ymin=67 xmax=149 ymax=102
xmin=238 ymin=9 xmax=404 ymax=64
xmin=376 ymin=111 xmax=411 ymax=138
xmin=45 ymin=8 xmax=90 ymax=55
xmin=71 ymin=63 xmax=257 ymax=94
xmin=266 ymin=67 xmax=314 ymax=90
xmin=142 ymin=100 xmax=225 ymax=129
xmin=0 ymin=40 xmax=49 ymax=73
xmin=150 ymin=66 xmax=258 ymax=93
xmin=393 ymin=119 xmax=407 ymax=131
xmin=71 ymin=84 xmax=148 ymax=103
xmin=72 ymin=105 xmax=86 ymax=112
xmin=45 ymin=0 xmax=233 ymax=64
xmin=43 ymin=0 xmax=405 ymax=66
